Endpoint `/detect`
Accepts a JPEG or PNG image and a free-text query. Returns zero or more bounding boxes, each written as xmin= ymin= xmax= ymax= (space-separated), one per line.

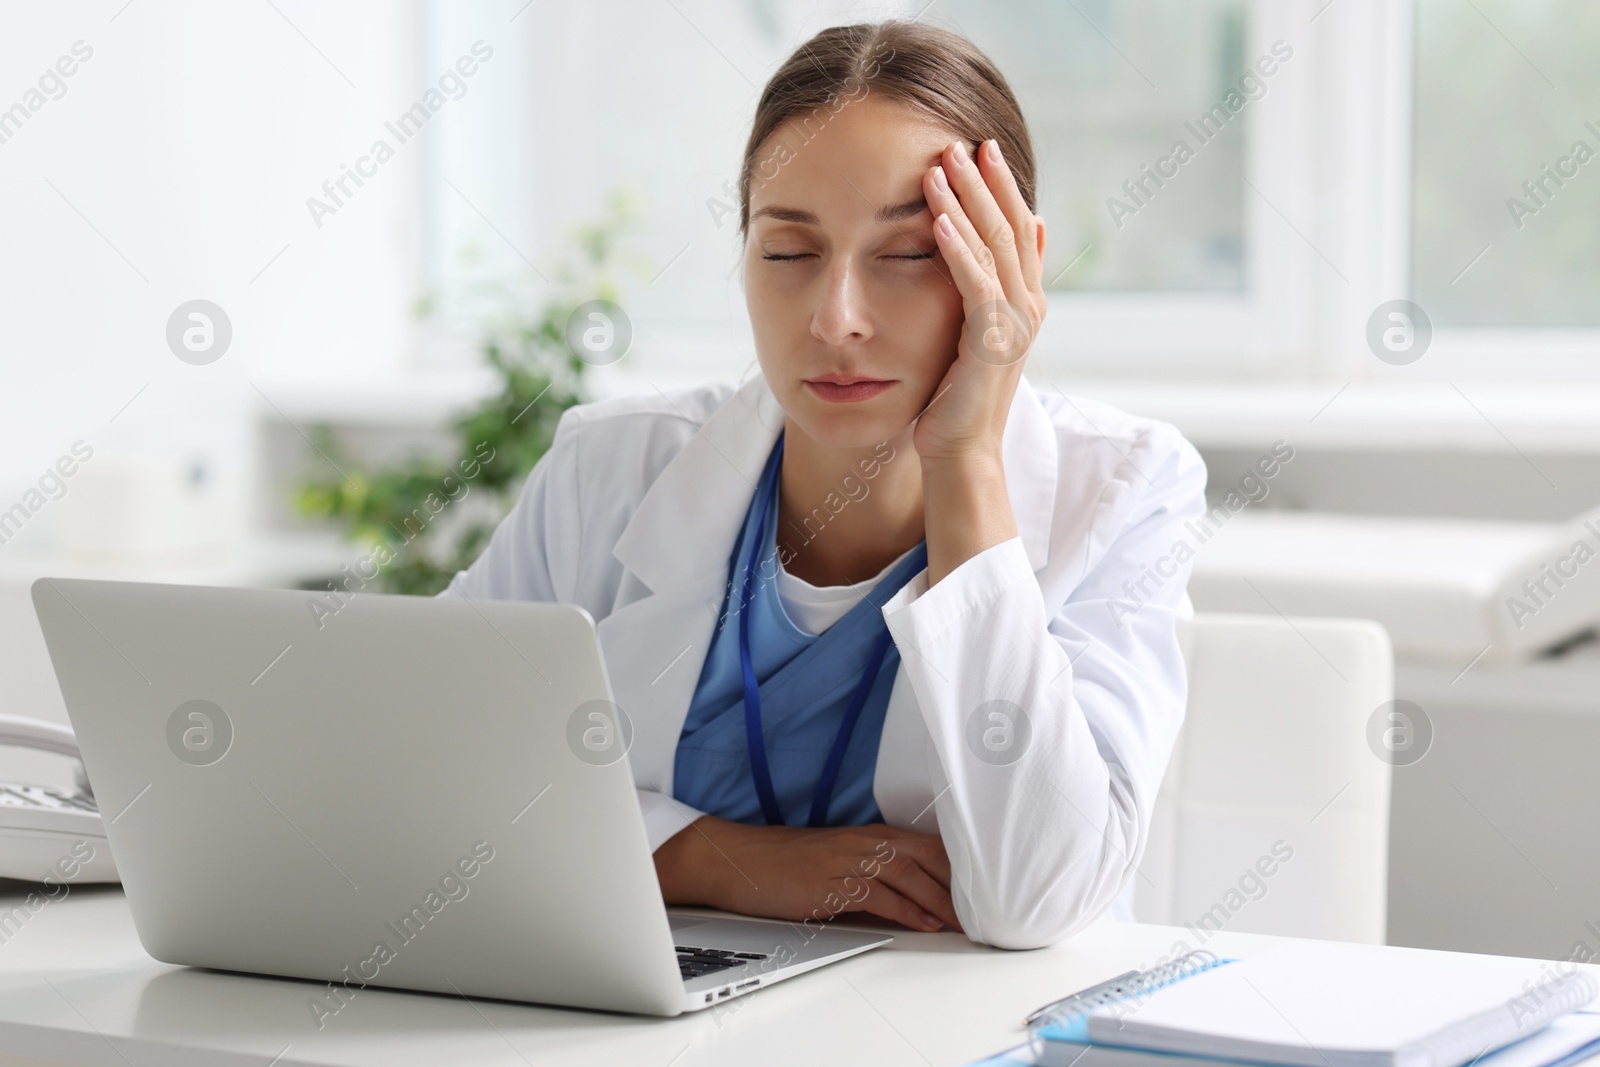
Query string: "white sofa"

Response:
xmin=1190 ymin=508 xmax=1600 ymax=667
xmin=1188 ymin=507 xmax=1600 ymax=959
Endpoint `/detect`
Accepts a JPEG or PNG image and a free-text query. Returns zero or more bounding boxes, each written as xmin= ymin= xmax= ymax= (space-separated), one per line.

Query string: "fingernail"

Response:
xmin=936 ymin=213 xmax=955 ymax=238
xmin=986 ymin=139 xmax=1003 ymax=165
xmin=922 ymin=911 xmax=942 ymax=929
xmin=953 ymin=141 xmax=971 ymax=166
xmin=932 ymin=165 xmax=950 ymax=194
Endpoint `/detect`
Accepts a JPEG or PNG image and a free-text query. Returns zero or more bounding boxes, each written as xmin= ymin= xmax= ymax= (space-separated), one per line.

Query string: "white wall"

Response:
xmin=0 ymin=1 xmax=421 ymax=537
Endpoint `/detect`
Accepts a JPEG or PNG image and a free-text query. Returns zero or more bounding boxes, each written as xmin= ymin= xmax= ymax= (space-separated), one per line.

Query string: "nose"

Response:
xmin=810 ymin=255 xmax=873 ymax=348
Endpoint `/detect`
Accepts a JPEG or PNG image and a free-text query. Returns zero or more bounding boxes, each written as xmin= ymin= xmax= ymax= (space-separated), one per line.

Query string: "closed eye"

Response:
xmin=762 ymin=250 xmax=936 ymax=262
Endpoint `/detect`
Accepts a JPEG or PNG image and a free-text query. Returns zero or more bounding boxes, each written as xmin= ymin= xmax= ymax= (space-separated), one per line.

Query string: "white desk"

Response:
xmin=0 ymin=882 xmax=1584 ymax=1067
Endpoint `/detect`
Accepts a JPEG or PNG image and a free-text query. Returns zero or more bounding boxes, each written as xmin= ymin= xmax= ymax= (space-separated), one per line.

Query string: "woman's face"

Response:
xmin=742 ymin=96 xmax=967 ymax=450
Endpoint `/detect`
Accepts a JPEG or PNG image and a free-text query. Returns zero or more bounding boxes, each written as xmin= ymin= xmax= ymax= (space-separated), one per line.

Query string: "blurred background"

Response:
xmin=3 ymin=0 xmax=1599 ymax=961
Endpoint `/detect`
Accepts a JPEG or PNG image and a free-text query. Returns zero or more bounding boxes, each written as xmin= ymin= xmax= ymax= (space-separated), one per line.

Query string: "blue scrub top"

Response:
xmin=672 ymin=437 xmax=927 ymax=827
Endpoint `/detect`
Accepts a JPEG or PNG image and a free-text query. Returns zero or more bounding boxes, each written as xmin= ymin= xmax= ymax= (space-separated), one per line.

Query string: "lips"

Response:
xmin=804 ymin=375 xmax=894 ymax=404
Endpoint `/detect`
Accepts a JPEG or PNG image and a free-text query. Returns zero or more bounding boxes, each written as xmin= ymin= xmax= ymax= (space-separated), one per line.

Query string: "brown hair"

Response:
xmin=737 ymin=20 xmax=1037 ymax=239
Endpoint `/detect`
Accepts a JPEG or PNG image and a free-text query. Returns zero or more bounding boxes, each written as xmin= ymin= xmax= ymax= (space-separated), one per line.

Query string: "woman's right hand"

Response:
xmin=653 ymin=815 xmax=962 ymax=934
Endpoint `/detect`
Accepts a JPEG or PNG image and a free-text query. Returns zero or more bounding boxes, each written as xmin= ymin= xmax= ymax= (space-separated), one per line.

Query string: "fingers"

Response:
xmin=854 ymin=882 xmax=946 ymax=932
xmin=931 ymin=207 xmax=998 ymax=312
xmin=975 ymin=138 xmax=1045 ymax=299
xmin=925 ymin=155 xmax=994 ymax=299
xmin=896 ymin=843 xmax=961 ymax=932
xmin=873 ymin=826 xmax=952 ymax=886
xmin=931 ymin=139 xmax=1031 ymax=312
xmin=904 ymin=836 xmax=953 ymax=890
xmin=857 ymin=829 xmax=961 ymax=931
xmin=931 ymin=212 xmax=1031 ymax=369
xmin=875 ymin=849 xmax=960 ymax=930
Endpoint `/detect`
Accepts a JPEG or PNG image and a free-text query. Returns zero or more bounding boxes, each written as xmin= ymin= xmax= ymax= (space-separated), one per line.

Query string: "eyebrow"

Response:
xmin=749 ymin=197 xmax=930 ymax=226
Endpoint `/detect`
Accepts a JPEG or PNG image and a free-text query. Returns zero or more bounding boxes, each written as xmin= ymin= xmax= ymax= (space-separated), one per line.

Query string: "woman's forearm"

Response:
xmin=922 ymin=451 xmax=1018 ymax=587
xmin=653 ymin=814 xmax=962 ymax=931
xmin=654 ymin=815 xmax=729 ymax=908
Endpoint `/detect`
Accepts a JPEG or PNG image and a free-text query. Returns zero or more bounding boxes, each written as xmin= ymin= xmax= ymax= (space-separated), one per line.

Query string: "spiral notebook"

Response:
xmin=983 ymin=1013 xmax=1600 ymax=1067
xmin=1025 ymin=941 xmax=1599 ymax=1067
xmin=1029 ymin=949 xmax=1235 ymax=1045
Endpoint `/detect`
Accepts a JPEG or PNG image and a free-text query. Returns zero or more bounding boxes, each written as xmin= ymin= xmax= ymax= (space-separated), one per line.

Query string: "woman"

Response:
xmin=441 ymin=20 xmax=1206 ymax=951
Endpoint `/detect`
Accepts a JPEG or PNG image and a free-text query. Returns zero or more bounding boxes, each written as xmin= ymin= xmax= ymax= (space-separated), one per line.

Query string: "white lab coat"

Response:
xmin=439 ymin=372 xmax=1208 ymax=950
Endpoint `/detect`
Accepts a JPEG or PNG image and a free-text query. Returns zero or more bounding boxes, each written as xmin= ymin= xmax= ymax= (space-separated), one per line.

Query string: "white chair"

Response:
xmin=1134 ymin=613 xmax=1394 ymax=945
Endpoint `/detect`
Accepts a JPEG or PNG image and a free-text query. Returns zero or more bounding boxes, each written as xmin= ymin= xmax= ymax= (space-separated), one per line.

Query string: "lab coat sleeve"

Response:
xmin=880 ymin=426 xmax=1207 ymax=950
xmin=435 ymin=413 xmax=583 ymax=604
xmin=435 ymin=412 xmax=706 ymax=850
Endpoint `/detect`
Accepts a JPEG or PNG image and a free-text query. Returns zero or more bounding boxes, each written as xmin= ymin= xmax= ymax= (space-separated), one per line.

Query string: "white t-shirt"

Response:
xmin=775 ymin=544 xmax=918 ymax=635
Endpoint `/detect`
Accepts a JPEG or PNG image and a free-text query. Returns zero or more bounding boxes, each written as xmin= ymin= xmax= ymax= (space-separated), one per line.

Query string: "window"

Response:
xmin=416 ymin=0 xmax=1597 ymax=385
xmin=922 ymin=0 xmax=1312 ymax=374
xmin=942 ymin=0 xmax=1253 ymax=294
xmin=420 ymin=0 xmax=1319 ymax=380
xmin=1412 ymin=0 xmax=1600 ymax=328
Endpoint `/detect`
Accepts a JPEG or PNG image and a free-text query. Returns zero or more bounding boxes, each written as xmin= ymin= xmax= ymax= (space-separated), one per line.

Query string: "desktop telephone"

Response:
xmin=0 ymin=715 xmax=118 ymax=884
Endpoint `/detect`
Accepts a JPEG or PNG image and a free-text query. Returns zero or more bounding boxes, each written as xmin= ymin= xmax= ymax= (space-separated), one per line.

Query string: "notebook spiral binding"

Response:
xmin=1028 ymin=949 xmax=1225 ymax=1033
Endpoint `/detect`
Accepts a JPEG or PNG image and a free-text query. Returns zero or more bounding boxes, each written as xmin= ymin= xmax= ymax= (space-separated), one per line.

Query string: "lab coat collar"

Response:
xmin=611 ymin=371 xmax=1059 ymax=594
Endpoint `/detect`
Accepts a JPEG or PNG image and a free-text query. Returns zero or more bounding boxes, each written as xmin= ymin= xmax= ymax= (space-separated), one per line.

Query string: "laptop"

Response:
xmin=29 ymin=576 xmax=891 ymax=1017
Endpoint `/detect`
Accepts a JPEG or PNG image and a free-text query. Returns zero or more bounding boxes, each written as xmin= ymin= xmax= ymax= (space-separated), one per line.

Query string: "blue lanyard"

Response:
xmin=737 ymin=434 xmax=926 ymax=828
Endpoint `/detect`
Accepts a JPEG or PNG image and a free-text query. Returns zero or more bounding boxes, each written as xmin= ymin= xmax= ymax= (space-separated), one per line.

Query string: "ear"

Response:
xmin=1034 ymin=214 xmax=1046 ymax=263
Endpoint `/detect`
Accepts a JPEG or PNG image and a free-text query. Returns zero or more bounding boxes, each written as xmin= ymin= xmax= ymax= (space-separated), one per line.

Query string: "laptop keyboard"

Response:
xmin=675 ymin=945 xmax=768 ymax=980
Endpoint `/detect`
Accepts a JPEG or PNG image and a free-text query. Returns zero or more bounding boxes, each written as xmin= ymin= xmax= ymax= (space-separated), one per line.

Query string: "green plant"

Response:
xmin=295 ymin=190 xmax=640 ymax=595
